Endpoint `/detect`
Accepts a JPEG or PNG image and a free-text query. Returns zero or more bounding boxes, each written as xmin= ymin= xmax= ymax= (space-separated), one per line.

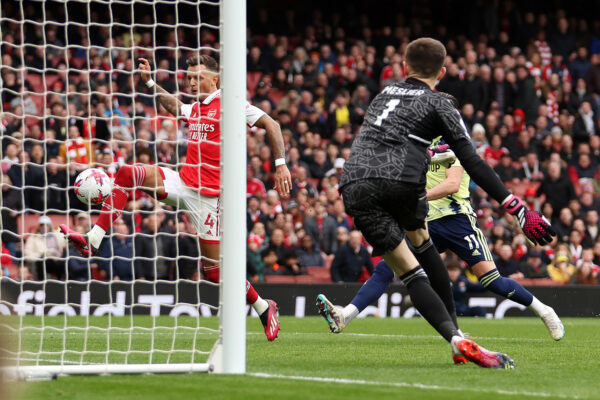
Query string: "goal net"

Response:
xmin=0 ymin=0 xmax=247 ymax=377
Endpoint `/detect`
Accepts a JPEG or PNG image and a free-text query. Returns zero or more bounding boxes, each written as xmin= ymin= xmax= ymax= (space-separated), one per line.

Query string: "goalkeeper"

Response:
xmin=317 ymin=122 xmax=564 ymax=362
xmin=324 ymin=38 xmax=556 ymax=368
xmin=61 ymin=55 xmax=291 ymax=341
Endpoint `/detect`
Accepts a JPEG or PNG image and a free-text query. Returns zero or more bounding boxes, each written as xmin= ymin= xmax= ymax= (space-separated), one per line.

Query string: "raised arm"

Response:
xmin=426 ymin=163 xmax=463 ymax=201
xmin=137 ymin=58 xmax=183 ymax=116
xmin=437 ymin=101 xmax=555 ymax=245
xmin=254 ymin=113 xmax=292 ymax=198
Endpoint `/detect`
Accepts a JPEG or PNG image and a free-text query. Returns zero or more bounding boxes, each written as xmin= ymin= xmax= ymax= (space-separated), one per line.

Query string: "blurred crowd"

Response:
xmin=1 ymin=1 xmax=600 ymax=285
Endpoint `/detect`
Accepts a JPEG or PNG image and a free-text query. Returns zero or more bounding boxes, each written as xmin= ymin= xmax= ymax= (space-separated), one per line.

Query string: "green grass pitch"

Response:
xmin=8 ymin=316 xmax=599 ymax=400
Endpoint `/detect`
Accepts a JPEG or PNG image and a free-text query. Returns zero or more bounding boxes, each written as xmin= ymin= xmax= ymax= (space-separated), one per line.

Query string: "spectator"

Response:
xmin=570 ymin=48 xmax=592 ymax=83
xmin=520 ymin=152 xmax=544 ymax=182
xmin=572 ymin=247 xmax=599 ymax=285
xmin=304 ymin=201 xmax=338 ymax=255
xmin=585 ymin=210 xmax=599 ymax=243
xmin=267 ymin=228 xmax=298 ymax=272
xmin=330 ymin=230 xmax=373 ymax=283
xmin=0 ymin=173 xmax=21 ymax=256
xmin=175 ymin=221 xmax=200 ymax=280
xmin=483 ymin=134 xmax=509 ymax=167
xmin=134 ymin=213 xmax=176 ymax=280
xmin=537 ymin=161 xmax=576 ymax=218
xmin=262 ymin=247 xmax=289 ymax=276
xmin=514 ymin=65 xmax=541 ymax=123
xmin=520 ymin=250 xmax=549 ymax=279
xmin=295 ymin=234 xmax=323 ymax=268
xmin=23 ymin=216 xmax=66 ymax=279
xmin=547 ymin=250 xmax=576 ymax=284
xmin=494 ymin=153 xmax=520 ymax=183
xmin=568 ymin=153 xmax=597 ymax=192
xmin=247 ymin=195 xmax=268 ymax=232
xmin=572 ymin=101 xmax=599 ymax=144
xmin=494 ymin=244 xmax=524 ymax=279
xmin=291 ymin=165 xmax=318 ymax=198
xmin=567 ymin=79 xmax=595 ymax=115
xmin=554 ymin=207 xmax=574 ymax=243
xmin=67 ymin=225 xmax=94 ymax=281
xmin=45 ymin=156 xmax=69 ymax=212
xmin=447 ymin=259 xmax=486 ymax=317
xmin=97 ymin=219 xmax=135 ymax=280
xmin=308 ymin=148 xmax=332 ymax=179
xmin=327 ymin=90 xmax=360 ymax=134
xmin=247 ymin=235 xmax=265 ymax=282
xmin=246 ymin=165 xmax=267 ymax=199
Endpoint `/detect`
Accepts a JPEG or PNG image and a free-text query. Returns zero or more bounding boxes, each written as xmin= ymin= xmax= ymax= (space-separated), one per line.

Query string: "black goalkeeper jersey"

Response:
xmin=341 ymin=77 xmax=511 ymax=202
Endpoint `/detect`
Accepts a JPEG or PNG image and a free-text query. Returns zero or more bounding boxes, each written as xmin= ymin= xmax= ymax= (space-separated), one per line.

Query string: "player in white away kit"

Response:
xmin=61 ymin=55 xmax=292 ymax=341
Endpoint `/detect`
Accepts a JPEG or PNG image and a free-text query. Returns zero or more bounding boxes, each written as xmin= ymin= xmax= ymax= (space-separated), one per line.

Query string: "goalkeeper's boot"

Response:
xmin=540 ymin=306 xmax=565 ymax=341
xmin=452 ymin=348 xmax=469 ymax=365
xmin=259 ymin=299 xmax=280 ymax=341
xmin=59 ymin=224 xmax=97 ymax=257
xmin=316 ymin=294 xmax=345 ymax=333
xmin=451 ymin=330 xmax=469 ymax=364
xmin=451 ymin=337 xmax=515 ymax=369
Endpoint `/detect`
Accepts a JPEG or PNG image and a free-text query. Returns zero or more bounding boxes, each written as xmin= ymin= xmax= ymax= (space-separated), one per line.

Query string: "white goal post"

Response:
xmin=0 ymin=0 xmax=246 ymax=377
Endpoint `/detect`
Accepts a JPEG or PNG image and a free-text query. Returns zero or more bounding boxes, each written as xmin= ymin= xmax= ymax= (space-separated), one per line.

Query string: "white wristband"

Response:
xmin=275 ymin=158 xmax=286 ymax=167
xmin=145 ymin=79 xmax=155 ymax=89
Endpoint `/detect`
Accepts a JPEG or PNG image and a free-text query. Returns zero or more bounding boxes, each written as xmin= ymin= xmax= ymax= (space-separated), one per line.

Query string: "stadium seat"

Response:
xmin=306 ymin=266 xmax=331 ymax=281
xmin=27 ymin=74 xmax=43 ymax=93
xmin=263 ymin=275 xmax=297 ymax=283
xmin=295 ymin=275 xmax=331 ymax=283
xmin=515 ymin=278 xmax=563 ymax=286
xmin=45 ymin=75 xmax=59 ymax=89
xmin=247 ymin=71 xmax=262 ymax=96
xmin=268 ymin=89 xmax=284 ymax=106
xmin=17 ymin=214 xmax=71 ymax=235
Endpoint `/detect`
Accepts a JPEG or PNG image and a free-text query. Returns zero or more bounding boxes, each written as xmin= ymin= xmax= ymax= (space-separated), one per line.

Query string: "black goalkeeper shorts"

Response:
xmin=341 ymin=179 xmax=427 ymax=256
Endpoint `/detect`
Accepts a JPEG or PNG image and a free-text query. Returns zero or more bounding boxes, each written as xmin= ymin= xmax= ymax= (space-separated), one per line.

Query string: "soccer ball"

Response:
xmin=74 ymin=168 xmax=112 ymax=205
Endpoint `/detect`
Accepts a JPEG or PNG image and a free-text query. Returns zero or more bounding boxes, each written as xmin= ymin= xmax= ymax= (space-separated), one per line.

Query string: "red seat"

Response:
xmin=45 ymin=75 xmax=59 ymax=89
xmin=247 ymin=71 xmax=262 ymax=96
xmin=17 ymin=214 xmax=71 ymax=235
xmin=264 ymin=275 xmax=297 ymax=283
xmin=27 ymin=74 xmax=43 ymax=93
xmin=306 ymin=266 xmax=331 ymax=280
xmin=295 ymin=275 xmax=331 ymax=283
xmin=268 ymin=90 xmax=284 ymax=106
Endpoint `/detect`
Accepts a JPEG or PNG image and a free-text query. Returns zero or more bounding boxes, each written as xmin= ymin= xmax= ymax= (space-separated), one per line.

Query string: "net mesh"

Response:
xmin=0 ymin=0 xmax=223 ymax=369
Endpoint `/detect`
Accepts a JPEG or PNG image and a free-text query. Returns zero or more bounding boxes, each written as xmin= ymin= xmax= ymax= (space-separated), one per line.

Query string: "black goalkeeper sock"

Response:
xmin=413 ymin=239 xmax=459 ymax=330
xmin=400 ymin=266 xmax=459 ymax=342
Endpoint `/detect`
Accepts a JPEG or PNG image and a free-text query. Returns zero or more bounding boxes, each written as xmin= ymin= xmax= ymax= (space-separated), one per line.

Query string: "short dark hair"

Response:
xmin=186 ymin=54 xmax=219 ymax=72
xmin=405 ymin=38 xmax=446 ymax=79
xmin=438 ymin=92 xmax=459 ymax=109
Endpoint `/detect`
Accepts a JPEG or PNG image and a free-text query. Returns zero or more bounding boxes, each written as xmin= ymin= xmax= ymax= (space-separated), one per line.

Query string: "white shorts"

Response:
xmin=159 ymin=167 xmax=220 ymax=243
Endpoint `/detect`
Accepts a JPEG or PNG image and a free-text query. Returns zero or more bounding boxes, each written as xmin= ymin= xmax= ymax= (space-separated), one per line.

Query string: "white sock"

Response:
xmin=529 ymin=297 xmax=547 ymax=316
xmin=88 ymin=225 xmax=107 ymax=249
xmin=457 ymin=329 xmax=465 ymax=338
xmin=342 ymin=304 xmax=359 ymax=324
xmin=252 ymin=296 xmax=269 ymax=315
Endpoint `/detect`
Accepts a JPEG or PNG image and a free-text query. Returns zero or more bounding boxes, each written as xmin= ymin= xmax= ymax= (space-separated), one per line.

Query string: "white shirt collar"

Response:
xmin=202 ymin=89 xmax=221 ymax=105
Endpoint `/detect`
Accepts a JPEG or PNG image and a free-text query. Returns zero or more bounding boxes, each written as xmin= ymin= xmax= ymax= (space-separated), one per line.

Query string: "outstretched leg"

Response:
xmin=61 ymin=165 xmax=164 ymax=255
xmin=201 ymin=241 xmax=280 ymax=341
xmin=472 ymin=261 xmax=564 ymax=340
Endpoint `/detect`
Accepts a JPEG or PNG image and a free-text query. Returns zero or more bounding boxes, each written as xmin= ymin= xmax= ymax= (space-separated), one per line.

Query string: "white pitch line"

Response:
xmin=248 ymin=372 xmax=581 ymax=399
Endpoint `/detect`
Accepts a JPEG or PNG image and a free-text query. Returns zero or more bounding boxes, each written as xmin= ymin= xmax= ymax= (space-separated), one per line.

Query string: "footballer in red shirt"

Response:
xmin=61 ymin=55 xmax=291 ymax=341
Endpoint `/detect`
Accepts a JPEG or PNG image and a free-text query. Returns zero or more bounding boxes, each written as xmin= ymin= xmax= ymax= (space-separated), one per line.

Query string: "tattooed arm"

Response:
xmin=137 ymin=58 xmax=183 ymax=116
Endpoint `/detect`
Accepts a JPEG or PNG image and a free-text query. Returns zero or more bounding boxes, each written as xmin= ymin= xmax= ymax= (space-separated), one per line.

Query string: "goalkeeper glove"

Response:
xmin=428 ymin=144 xmax=456 ymax=163
xmin=502 ymin=194 xmax=556 ymax=245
